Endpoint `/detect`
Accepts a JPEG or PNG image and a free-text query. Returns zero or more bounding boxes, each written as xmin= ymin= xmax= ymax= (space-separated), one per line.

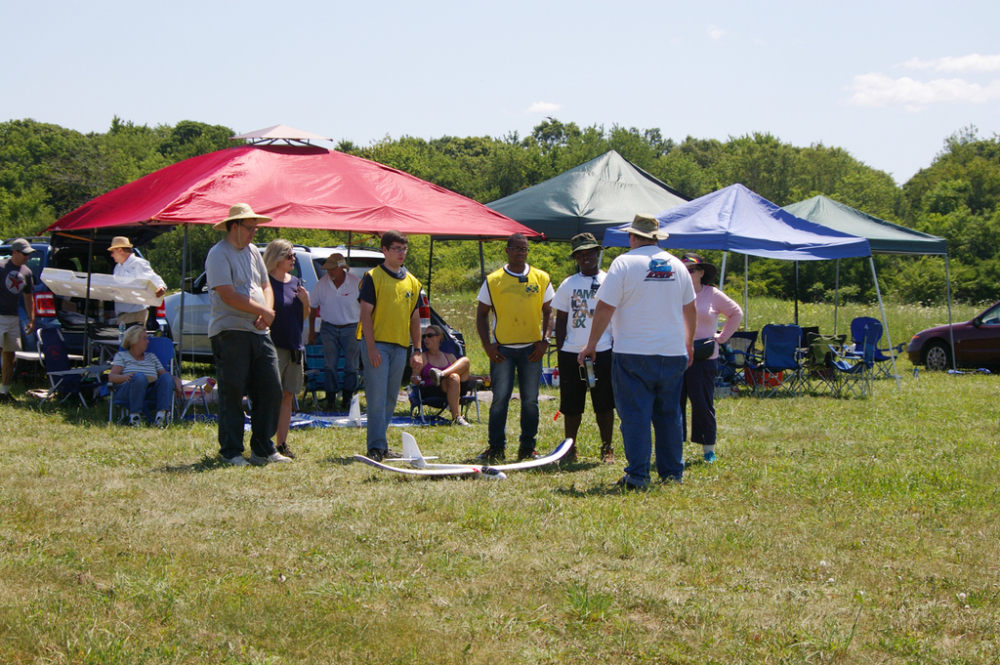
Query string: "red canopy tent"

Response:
xmin=47 ymin=143 xmax=538 ymax=237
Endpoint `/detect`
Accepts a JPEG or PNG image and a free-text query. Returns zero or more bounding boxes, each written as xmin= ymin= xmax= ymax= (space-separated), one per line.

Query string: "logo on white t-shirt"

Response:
xmin=644 ymin=258 xmax=675 ymax=282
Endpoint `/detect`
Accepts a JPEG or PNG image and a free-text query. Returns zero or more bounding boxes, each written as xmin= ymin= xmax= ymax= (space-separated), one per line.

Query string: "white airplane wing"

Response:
xmin=488 ymin=438 xmax=574 ymax=471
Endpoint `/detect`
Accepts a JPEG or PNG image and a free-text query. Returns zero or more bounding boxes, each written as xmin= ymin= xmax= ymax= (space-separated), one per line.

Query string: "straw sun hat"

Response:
xmin=212 ymin=203 xmax=273 ymax=231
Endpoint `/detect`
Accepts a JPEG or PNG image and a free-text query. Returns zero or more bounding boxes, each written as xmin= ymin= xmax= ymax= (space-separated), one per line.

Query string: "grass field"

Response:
xmin=2 ymin=297 xmax=998 ymax=664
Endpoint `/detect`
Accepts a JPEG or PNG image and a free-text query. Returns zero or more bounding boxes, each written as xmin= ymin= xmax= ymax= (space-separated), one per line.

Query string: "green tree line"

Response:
xmin=2 ymin=117 xmax=999 ymax=304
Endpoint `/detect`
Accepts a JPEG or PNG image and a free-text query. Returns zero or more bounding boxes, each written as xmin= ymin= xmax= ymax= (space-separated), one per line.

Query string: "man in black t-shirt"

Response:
xmin=0 ymin=239 xmax=36 ymax=403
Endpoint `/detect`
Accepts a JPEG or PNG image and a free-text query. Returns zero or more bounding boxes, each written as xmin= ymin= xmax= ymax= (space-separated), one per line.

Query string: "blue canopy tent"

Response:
xmin=603 ymin=184 xmax=901 ymax=387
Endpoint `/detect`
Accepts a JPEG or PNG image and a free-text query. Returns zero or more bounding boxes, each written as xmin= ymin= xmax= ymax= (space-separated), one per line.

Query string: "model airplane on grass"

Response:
xmin=354 ymin=432 xmax=574 ymax=480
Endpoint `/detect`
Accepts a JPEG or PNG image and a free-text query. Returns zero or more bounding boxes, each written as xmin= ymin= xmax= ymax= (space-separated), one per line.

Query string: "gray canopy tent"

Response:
xmin=784 ymin=195 xmax=954 ymax=370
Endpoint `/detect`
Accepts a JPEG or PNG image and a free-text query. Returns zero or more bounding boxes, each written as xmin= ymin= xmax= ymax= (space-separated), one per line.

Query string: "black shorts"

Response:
xmin=419 ymin=380 xmax=471 ymax=401
xmin=557 ymin=349 xmax=615 ymax=416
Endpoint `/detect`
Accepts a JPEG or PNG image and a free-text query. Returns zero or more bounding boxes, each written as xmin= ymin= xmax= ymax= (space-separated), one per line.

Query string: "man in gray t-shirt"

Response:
xmin=206 ymin=203 xmax=291 ymax=467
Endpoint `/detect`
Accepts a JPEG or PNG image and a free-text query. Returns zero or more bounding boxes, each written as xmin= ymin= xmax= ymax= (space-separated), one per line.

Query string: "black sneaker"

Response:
xmin=517 ymin=449 xmax=540 ymax=461
xmin=615 ymin=477 xmax=643 ymax=492
xmin=475 ymin=447 xmax=505 ymax=463
xmin=0 ymin=392 xmax=15 ymax=404
xmin=384 ymin=448 xmax=402 ymax=460
xmin=276 ymin=443 xmax=296 ymax=459
xmin=368 ymin=449 xmax=386 ymax=462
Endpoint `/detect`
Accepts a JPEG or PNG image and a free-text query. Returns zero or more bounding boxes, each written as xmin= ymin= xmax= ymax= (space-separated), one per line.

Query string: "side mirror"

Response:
xmin=972 ymin=316 xmax=982 ymax=328
xmin=183 ymin=276 xmax=194 ymax=293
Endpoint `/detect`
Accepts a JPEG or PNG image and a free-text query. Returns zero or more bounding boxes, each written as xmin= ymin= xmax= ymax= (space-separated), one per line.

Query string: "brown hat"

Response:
xmin=321 ymin=253 xmax=348 ymax=270
xmin=623 ymin=213 xmax=669 ymax=240
xmin=212 ymin=203 xmax=273 ymax=231
xmin=681 ymin=253 xmax=718 ymax=284
xmin=570 ymin=232 xmax=603 ymax=256
xmin=10 ymin=238 xmax=36 ymax=254
xmin=107 ymin=236 xmax=133 ymax=251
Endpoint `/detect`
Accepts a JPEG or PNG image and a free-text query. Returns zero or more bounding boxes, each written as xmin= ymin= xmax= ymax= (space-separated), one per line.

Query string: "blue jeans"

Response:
xmin=320 ymin=322 xmax=360 ymax=397
xmin=613 ymin=353 xmax=688 ymax=486
xmin=120 ymin=372 xmax=174 ymax=416
xmin=211 ymin=330 xmax=281 ymax=460
xmin=361 ymin=339 xmax=408 ymax=454
xmin=488 ymin=345 xmax=543 ymax=455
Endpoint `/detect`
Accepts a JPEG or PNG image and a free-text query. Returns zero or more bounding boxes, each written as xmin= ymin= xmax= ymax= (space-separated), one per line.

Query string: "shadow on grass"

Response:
xmin=157 ymin=453 xmax=229 ymax=474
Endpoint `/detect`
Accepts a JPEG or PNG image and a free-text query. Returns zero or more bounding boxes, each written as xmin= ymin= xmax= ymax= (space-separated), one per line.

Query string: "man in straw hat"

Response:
xmin=206 ymin=203 xmax=291 ymax=467
xmin=108 ymin=236 xmax=167 ymax=327
xmin=308 ymin=253 xmax=361 ymax=410
xmin=552 ymin=233 xmax=615 ymax=464
xmin=578 ymin=214 xmax=696 ymax=489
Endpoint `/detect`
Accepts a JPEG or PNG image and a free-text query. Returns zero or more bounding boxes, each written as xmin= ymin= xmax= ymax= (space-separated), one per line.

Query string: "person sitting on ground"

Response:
xmin=108 ymin=325 xmax=182 ymax=427
xmin=410 ymin=324 xmax=472 ymax=426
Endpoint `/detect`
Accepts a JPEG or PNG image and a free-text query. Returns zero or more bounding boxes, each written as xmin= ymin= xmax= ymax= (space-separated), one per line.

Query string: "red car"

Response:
xmin=907 ymin=301 xmax=1000 ymax=371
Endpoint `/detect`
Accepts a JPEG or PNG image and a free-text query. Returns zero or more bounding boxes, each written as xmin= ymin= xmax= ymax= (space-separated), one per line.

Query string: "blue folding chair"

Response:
xmin=746 ymin=324 xmax=802 ymax=397
xmin=408 ymin=333 xmax=481 ymax=423
xmin=850 ymin=316 xmax=902 ymax=379
xmin=108 ymin=336 xmax=178 ymax=424
xmin=830 ymin=324 xmax=879 ymax=398
xmin=38 ymin=327 xmax=104 ymax=407
xmin=718 ymin=330 xmax=758 ymax=391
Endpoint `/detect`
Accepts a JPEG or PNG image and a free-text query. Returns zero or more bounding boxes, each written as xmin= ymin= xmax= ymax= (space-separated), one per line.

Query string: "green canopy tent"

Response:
xmin=485 ymin=150 xmax=689 ymax=242
xmin=782 ymin=195 xmax=954 ymax=370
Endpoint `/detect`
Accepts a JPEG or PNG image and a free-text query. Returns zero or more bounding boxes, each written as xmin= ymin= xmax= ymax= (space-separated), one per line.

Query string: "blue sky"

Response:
xmin=3 ymin=0 xmax=999 ymax=185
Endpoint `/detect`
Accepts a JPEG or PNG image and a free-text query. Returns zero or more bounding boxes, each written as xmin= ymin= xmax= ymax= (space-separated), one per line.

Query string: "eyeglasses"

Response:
xmin=285 ymin=253 xmax=295 ymax=261
xmin=422 ymin=332 xmax=439 ymax=339
xmin=387 ymin=245 xmax=408 ymax=253
xmin=240 ymin=223 xmax=259 ymax=234
xmin=506 ymin=246 xmax=529 ymax=254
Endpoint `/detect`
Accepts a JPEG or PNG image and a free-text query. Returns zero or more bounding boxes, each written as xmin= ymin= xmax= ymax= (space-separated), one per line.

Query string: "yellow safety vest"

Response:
xmin=357 ymin=267 xmax=421 ymax=347
xmin=486 ymin=266 xmax=550 ymax=344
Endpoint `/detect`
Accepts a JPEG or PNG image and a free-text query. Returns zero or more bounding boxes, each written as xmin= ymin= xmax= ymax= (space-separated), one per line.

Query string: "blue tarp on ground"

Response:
xmin=602 ymin=184 xmax=872 ymax=261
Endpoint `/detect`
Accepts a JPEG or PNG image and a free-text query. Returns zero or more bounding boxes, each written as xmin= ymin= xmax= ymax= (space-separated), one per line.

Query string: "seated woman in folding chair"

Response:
xmin=108 ymin=326 xmax=182 ymax=427
xmin=410 ymin=324 xmax=473 ymax=426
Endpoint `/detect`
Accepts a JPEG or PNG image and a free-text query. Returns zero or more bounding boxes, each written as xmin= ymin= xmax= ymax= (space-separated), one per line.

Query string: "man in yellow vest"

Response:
xmin=358 ymin=230 xmax=424 ymax=461
xmin=476 ymin=233 xmax=553 ymax=461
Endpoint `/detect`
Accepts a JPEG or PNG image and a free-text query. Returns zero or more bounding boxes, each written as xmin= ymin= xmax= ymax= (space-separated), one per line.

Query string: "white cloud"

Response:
xmin=526 ymin=101 xmax=562 ymax=114
xmin=902 ymin=54 xmax=1000 ymax=72
xmin=706 ymin=25 xmax=725 ymax=40
xmin=846 ymin=72 xmax=1000 ymax=110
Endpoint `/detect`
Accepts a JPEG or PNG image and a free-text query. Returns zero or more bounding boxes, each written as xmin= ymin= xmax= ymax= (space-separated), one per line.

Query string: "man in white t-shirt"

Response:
xmin=552 ymin=233 xmax=615 ymax=464
xmin=308 ymin=253 xmax=362 ymax=410
xmin=579 ymin=214 xmax=696 ymax=489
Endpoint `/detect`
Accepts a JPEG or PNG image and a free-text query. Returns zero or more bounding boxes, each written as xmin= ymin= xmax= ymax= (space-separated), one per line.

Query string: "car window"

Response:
xmin=980 ymin=304 xmax=1000 ymax=325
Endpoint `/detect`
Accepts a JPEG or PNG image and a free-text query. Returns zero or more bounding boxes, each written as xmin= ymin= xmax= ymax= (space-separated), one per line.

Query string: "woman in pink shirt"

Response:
xmin=680 ymin=254 xmax=743 ymax=463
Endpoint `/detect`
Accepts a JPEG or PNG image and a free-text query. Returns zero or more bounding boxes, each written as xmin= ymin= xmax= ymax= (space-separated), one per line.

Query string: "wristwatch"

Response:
xmin=542 ymin=336 xmax=551 ymax=344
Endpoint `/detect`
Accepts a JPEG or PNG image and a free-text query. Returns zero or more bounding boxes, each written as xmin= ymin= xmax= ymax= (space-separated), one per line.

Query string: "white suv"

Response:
xmin=164 ymin=245 xmax=384 ymax=360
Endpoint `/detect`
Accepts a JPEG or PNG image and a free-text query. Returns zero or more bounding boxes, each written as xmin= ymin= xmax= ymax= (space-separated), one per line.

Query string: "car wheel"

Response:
xmin=924 ymin=341 xmax=951 ymax=372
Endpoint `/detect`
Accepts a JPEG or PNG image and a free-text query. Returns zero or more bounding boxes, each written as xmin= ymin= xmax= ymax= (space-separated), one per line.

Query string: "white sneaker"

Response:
xmin=223 ymin=455 xmax=250 ymax=467
xmin=154 ymin=411 xmax=168 ymax=428
xmin=248 ymin=451 xmax=293 ymax=466
xmin=430 ymin=368 xmax=444 ymax=386
xmin=452 ymin=415 xmax=472 ymax=427
xmin=129 ymin=413 xmax=143 ymax=427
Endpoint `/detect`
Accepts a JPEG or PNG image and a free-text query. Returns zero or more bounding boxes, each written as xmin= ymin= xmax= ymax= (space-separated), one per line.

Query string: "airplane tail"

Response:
xmin=347 ymin=393 xmax=362 ymax=427
xmin=400 ymin=432 xmax=426 ymax=468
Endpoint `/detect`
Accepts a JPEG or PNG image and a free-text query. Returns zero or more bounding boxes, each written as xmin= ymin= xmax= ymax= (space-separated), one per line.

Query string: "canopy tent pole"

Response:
xmin=945 ymin=254 xmax=956 ymax=371
xmin=718 ymin=252 xmax=728 ymax=290
xmin=743 ymin=254 xmax=749 ymax=331
xmin=834 ymin=259 xmax=840 ymax=335
xmin=479 ymin=241 xmax=486 ymax=283
xmin=178 ymin=224 xmax=188 ymax=371
xmin=794 ymin=261 xmax=799 ymax=325
xmin=869 ymin=257 xmax=901 ymax=390
xmin=83 ymin=231 xmax=95 ymax=362
xmin=427 ymin=238 xmax=434 ymax=302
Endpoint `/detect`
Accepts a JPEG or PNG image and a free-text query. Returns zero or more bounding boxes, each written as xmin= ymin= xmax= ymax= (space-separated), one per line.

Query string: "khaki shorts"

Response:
xmin=276 ymin=347 xmax=304 ymax=394
xmin=0 ymin=315 xmax=22 ymax=352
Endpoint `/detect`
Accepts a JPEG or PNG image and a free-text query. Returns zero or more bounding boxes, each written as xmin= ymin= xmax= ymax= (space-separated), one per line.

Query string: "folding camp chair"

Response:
xmin=829 ymin=324 xmax=879 ymax=398
xmin=746 ymin=324 xmax=802 ymax=397
xmin=108 ymin=336 xmax=178 ymax=424
xmin=38 ymin=327 xmax=106 ymax=407
xmin=849 ymin=317 xmax=902 ymax=379
xmin=718 ymin=330 xmax=758 ymax=392
xmin=301 ymin=344 xmax=327 ymax=409
xmin=408 ymin=332 xmax=481 ymax=423
xmin=796 ymin=332 xmax=847 ymax=395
